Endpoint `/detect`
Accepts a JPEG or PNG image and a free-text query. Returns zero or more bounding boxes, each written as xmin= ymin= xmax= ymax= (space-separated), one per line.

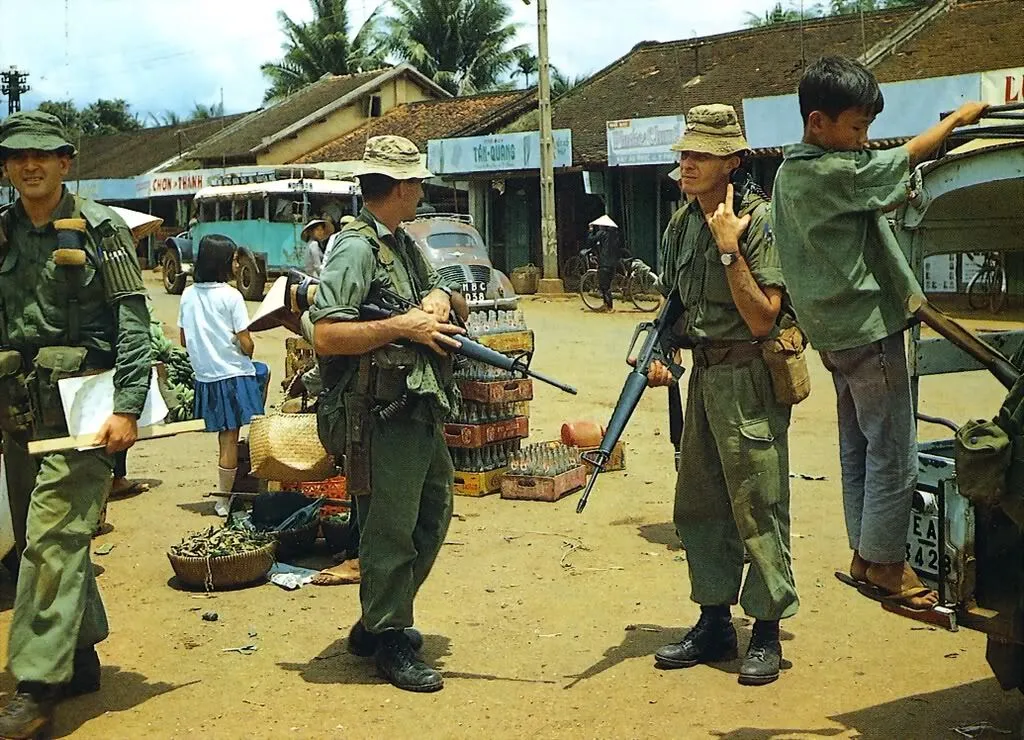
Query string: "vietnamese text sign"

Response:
xmin=983 ymin=67 xmax=1024 ymax=105
xmin=427 ymin=130 xmax=572 ymax=174
xmin=606 ymin=115 xmax=686 ymax=167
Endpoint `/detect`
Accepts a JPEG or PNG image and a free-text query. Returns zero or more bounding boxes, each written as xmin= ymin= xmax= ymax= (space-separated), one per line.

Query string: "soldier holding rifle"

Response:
xmin=645 ymin=105 xmax=798 ymax=686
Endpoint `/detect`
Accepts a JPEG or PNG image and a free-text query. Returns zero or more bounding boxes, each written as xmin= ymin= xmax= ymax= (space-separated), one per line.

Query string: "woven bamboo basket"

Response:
xmin=167 ymin=541 xmax=277 ymax=591
xmin=273 ymin=518 xmax=320 ymax=559
xmin=248 ymin=413 xmax=336 ymax=483
xmin=320 ymin=514 xmax=352 ymax=554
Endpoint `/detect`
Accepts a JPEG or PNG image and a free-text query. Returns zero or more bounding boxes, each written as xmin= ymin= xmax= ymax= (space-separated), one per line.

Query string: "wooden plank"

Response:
xmin=28 ymin=419 xmax=206 ymax=456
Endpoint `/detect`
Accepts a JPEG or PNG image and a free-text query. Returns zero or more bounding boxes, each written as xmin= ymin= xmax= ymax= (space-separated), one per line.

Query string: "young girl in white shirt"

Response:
xmin=177 ymin=235 xmax=269 ymax=514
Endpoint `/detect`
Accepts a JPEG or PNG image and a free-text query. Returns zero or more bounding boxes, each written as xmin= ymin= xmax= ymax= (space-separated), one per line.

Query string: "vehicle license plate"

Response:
xmin=462 ymin=281 xmax=487 ymax=302
xmin=906 ymin=510 xmax=946 ymax=578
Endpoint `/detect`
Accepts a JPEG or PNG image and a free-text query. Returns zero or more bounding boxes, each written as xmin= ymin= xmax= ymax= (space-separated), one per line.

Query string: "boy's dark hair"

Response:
xmin=194 ymin=234 xmax=237 ymax=283
xmin=358 ymin=173 xmax=400 ymax=200
xmin=799 ymin=56 xmax=884 ymax=125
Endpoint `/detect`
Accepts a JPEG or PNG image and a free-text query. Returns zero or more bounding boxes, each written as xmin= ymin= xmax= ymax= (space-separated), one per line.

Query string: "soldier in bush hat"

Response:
xmin=310 ymin=135 xmax=463 ymax=692
xmin=645 ymin=104 xmax=799 ymax=686
xmin=0 ymin=110 xmax=151 ymax=735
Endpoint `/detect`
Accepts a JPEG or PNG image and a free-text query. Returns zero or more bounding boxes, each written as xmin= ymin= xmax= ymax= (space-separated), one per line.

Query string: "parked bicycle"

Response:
xmin=579 ymin=257 xmax=661 ymax=312
xmin=561 ymin=248 xmax=597 ymax=292
xmin=966 ymin=251 xmax=1007 ymax=313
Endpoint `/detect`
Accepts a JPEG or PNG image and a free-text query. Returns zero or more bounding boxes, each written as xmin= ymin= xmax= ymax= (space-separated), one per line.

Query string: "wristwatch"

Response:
xmin=720 ymin=251 xmax=740 ymax=266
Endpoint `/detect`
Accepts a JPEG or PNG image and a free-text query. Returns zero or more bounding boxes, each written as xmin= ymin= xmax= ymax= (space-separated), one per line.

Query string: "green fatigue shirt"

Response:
xmin=0 ymin=188 xmax=151 ymax=415
xmin=770 ymin=143 xmax=914 ymax=352
xmin=659 ymin=191 xmax=784 ymax=342
xmin=310 ymin=207 xmax=459 ymax=423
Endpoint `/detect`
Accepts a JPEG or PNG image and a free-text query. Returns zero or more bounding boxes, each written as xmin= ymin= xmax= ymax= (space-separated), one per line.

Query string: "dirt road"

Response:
xmin=4 ymin=276 xmax=1022 ymax=739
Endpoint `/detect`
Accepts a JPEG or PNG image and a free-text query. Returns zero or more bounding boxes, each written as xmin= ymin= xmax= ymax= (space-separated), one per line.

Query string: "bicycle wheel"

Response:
xmin=579 ymin=270 xmax=606 ymax=311
xmin=562 ymin=254 xmax=585 ymax=292
xmin=628 ymin=268 xmax=662 ymax=312
xmin=967 ymin=267 xmax=999 ymax=312
xmin=990 ymin=263 xmax=1007 ymax=314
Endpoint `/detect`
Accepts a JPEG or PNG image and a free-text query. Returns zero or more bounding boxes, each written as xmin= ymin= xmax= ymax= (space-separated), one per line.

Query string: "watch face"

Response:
xmin=720 ymin=252 xmax=736 ymax=266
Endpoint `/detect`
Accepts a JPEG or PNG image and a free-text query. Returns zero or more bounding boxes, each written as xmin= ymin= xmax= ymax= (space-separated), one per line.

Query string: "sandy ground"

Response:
xmin=2 ymin=274 xmax=1024 ymax=739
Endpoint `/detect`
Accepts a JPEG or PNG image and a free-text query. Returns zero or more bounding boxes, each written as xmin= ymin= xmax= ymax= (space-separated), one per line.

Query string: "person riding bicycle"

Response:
xmin=588 ymin=214 xmax=622 ymax=311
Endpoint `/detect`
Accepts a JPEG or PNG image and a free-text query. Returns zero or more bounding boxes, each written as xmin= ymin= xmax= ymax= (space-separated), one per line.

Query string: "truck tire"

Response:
xmin=163 ymin=251 xmax=186 ymax=295
xmin=236 ymin=251 xmax=266 ymax=301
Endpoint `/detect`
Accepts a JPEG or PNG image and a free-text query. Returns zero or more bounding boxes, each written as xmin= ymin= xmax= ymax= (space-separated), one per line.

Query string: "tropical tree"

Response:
xmin=744 ymin=2 xmax=823 ymax=27
xmin=514 ymin=52 xmax=538 ymax=88
xmin=551 ymin=69 xmax=588 ymax=98
xmin=261 ymin=0 xmax=388 ymax=102
xmin=36 ymin=99 xmax=142 ymax=137
xmin=382 ymin=0 xmax=529 ymax=95
xmin=189 ymin=102 xmax=225 ymax=120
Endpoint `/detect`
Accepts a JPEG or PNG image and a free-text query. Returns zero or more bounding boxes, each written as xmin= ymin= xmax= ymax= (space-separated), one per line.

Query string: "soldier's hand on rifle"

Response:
xmin=397 ymin=307 xmax=465 ymax=356
xmin=420 ymin=288 xmax=452 ymax=323
xmin=94 ymin=412 xmax=139 ymax=454
xmin=708 ymin=183 xmax=751 ymax=253
xmin=628 ymin=356 xmax=675 ymax=387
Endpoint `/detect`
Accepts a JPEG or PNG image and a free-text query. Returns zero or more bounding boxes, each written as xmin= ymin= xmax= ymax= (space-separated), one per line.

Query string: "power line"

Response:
xmin=1 ymin=67 xmax=31 ymax=115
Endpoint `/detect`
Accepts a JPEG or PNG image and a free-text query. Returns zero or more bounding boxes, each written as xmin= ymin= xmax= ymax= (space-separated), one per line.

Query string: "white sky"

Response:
xmin=0 ymin=0 xmax=789 ymax=123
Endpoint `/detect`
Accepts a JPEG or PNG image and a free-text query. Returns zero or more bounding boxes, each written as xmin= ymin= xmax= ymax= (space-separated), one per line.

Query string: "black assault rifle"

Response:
xmin=288 ymin=271 xmax=577 ymax=395
xmin=576 ymin=291 xmax=685 ymax=512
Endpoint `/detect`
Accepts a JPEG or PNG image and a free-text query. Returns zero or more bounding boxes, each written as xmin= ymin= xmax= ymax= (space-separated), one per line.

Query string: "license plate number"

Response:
xmin=462 ymin=280 xmax=487 ymax=302
xmin=906 ymin=511 xmax=945 ymax=577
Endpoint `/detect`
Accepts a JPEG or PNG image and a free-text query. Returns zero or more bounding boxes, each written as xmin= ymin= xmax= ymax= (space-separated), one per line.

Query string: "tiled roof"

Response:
xmin=294 ymin=90 xmax=536 ymax=163
xmin=68 ymin=114 xmax=249 ymax=180
xmin=538 ymin=0 xmax=1019 ymax=166
xmin=188 ymin=68 xmax=393 ymax=162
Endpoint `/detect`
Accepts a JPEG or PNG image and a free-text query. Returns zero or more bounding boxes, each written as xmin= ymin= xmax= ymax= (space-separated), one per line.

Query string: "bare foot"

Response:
xmin=865 ymin=561 xmax=938 ymax=610
xmin=850 ymin=551 xmax=870 ymax=582
xmin=311 ymin=560 xmax=361 ymax=586
xmin=109 ymin=478 xmax=150 ymax=500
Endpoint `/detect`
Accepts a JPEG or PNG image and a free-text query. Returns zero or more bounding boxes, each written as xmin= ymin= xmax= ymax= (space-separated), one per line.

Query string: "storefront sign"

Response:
xmin=427 ymin=130 xmax=572 ymax=174
xmin=135 ymin=168 xmax=284 ymax=197
xmin=982 ymin=67 xmax=1024 ymax=105
xmin=606 ymin=115 xmax=686 ymax=167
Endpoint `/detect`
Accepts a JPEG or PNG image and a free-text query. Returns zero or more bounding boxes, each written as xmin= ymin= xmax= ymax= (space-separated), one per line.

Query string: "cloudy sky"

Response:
xmin=2 ymin=0 xmax=787 ymax=123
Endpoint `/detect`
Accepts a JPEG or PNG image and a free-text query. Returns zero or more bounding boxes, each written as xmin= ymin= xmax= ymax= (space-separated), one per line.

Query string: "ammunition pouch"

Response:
xmin=0 ymin=349 xmax=32 ymax=437
xmin=955 ymin=419 xmax=1011 ymax=508
xmin=371 ymin=344 xmax=416 ymax=403
xmin=760 ymin=325 xmax=811 ymax=406
xmin=27 ymin=346 xmax=88 ymax=434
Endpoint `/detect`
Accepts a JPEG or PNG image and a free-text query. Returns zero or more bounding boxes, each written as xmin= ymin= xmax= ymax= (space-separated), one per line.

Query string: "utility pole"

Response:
xmin=525 ymin=0 xmax=563 ymax=291
xmin=1 ymin=67 xmax=30 ymax=115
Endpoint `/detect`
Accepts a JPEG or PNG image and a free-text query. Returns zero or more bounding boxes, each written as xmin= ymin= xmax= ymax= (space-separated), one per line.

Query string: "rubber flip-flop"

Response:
xmin=109 ymin=480 xmax=150 ymax=500
xmin=833 ymin=570 xmax=867 ymax=589
xmin=857 ymin=582 xmax=937 ymax=613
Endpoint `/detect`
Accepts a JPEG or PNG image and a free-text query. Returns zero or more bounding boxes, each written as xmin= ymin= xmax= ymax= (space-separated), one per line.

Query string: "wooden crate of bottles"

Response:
xmin=579 ymin=441 xmax=626 ymax=473
xmin=451 ymin=440 xmax=520 ymax=497
xmin=466 ymin=310 xmax=533 ymax=354
xmin=501 ymin=441 xmax=587 ymax=502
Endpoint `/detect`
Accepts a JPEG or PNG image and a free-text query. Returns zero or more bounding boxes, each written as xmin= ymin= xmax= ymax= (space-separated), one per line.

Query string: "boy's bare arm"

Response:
xmin=905 ymin=102 xmax=989 ymax=166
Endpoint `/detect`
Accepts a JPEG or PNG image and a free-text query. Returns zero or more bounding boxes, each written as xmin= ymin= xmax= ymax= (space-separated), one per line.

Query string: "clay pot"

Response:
xmin=561 ymin=420 xmax=604 ymax=448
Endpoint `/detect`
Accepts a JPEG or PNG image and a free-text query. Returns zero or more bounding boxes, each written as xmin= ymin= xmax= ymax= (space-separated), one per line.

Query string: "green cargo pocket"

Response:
xmin=29 ymin=346 xmax=88 ymax=433
xmin=739 ymin=417 xmax=775 ymax=444
xmin=957 ymin=419 xmax=1012 ymax=507
xmin=315 ymin=386 xmax=346 ymax=458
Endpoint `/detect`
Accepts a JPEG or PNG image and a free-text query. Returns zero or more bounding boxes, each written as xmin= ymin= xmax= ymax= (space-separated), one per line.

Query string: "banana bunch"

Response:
xmin=150 ymin=319 xmax=195 ymax=422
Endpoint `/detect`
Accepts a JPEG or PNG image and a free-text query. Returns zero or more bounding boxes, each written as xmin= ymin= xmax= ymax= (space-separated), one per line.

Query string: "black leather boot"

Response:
xmin=62 ymin=647 xmax=101 ymax=698
xmin=739 ymin=620 xmax=782 ymax=686
xmin=375 ymin=630 xmax=443 ymax=692
xmin=654 ymin=607 xmax=737 ymax=669
xmin=0 ymin=682 xmax=57 ymax=739
xmin=347 ymin=621 xmax=424 ymax=658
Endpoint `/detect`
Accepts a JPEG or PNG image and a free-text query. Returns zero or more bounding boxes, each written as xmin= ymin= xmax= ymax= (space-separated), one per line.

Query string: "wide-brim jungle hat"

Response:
xmin=0 ymin=110 xmax=77 ymax=157
xmin=671 ymin=104 xmax=749 ymax=157
xmin=353 ymin=135 xmax=432 ymax=180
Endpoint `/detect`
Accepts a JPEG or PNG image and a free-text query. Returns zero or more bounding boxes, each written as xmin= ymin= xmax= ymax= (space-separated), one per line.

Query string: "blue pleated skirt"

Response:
xmin=194 ymin=362 xmax=269 ymax=432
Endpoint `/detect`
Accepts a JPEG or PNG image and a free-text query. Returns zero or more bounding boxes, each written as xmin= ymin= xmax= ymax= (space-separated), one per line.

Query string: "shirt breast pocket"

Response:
xmin=40 ymin=255 xmax=101 ymax=320
xmin=703 ymin=244 xmax=733 ymax=304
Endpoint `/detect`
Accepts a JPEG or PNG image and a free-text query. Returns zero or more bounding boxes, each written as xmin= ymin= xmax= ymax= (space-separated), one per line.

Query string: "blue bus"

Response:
xmin=160 ymin=178 xmax=360 ymax=300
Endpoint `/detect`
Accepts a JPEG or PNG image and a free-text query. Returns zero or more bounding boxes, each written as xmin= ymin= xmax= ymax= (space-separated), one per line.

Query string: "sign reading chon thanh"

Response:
xmin=606 ymin=115 xmax=686 ymax=167
xmin=427 ymin=130 xmax=572 ymax=175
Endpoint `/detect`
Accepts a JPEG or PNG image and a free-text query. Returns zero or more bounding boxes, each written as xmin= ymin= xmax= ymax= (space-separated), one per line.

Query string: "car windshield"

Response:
xmin=427 ymin=232 xmax=482 ymax=250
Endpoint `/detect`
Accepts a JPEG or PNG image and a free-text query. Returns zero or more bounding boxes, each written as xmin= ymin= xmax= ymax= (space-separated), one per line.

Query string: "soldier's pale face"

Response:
xmin=678 ymin=152 xmax=738 ymax=197
xmin=2 ymin=150 xmax=71 ymax=204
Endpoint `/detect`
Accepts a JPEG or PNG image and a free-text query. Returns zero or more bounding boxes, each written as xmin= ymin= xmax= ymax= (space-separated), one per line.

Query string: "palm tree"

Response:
xmin=744 ymin=2 xmax=823 ymax=27
xmin=514 ymin=52 xmax=538 ymax=88
xmin=550 ymin=69 xmax=588 ymax=98
xmin=261 ymin=0 xmax=388 ymax=103
xmin=382 ymin=0 xmax=529 ymax=95
xmin=190 ymin=102 xmax=225 ymax=120
xmin=148 ymin=110 xmax=183 ymax=127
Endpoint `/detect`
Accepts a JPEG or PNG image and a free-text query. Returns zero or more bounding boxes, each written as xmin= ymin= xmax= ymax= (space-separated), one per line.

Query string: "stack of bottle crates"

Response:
xmin=447 ymin=308 xmax=533 ymax=496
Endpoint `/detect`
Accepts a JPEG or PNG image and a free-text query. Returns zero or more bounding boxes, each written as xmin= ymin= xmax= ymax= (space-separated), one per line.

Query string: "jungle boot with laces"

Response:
xmin=375 ymin=629 xmax=443 ymax=693
xmin=347 ymin=621 xmax=424 ymax=658
xmin=654 ymin=606 xmax=737 ymax=669
xmin=739 ymin=619 xmax=782 ymax=686
xmin=0 ymin=682 xmax=57 ymax=740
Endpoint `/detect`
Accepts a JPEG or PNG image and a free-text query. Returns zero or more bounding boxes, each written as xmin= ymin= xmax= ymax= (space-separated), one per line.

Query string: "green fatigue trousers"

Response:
xmin=674 ymin=356 xmax=799 ymax=621
xmin=3 ymin=436 xmax=111 ymax=684
xmin=356 ymin=409 xmax=453 ymax=634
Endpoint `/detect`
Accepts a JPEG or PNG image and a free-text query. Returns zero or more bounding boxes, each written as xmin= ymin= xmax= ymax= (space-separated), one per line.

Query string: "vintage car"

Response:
xmin=889 ymin=116 xmax=1024 ymax=711
xmin=402 ymin=214 xmax=517 ymax=311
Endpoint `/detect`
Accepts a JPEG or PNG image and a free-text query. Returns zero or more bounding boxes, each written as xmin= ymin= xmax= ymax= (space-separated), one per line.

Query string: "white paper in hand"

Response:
xmin=58 ymin=369 xmax=168 ymax=439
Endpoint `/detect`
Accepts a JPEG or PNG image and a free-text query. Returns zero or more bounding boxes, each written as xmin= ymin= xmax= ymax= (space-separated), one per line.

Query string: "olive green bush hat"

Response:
xmin=354 ymin=135 xmax=432 ymax=179
xmin=0 ymin=110 xmax=77 ymax=157
xmin=671 ymin=104 xmax=749 ymax=157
